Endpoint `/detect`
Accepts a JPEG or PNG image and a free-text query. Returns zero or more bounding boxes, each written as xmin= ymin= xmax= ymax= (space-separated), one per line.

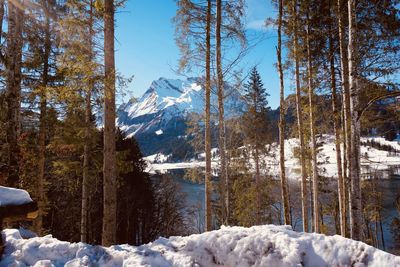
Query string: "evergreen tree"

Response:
xmin=242 ymin=67 xmax=271 ymax=225
xmin=5 ymin=0 xmax=24 ymax=188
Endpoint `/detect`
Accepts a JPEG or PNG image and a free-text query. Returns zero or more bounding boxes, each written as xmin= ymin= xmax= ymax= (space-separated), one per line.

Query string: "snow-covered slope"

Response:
xmin=146 ymin=135 xmax=400 ymax=178
xmin=117 ymin=77 xmax=244 ymax=138
xmin=264 ymin=135 xmax=400 ymax=179
xmin=2 ymin=225 xmax=399 ymax=267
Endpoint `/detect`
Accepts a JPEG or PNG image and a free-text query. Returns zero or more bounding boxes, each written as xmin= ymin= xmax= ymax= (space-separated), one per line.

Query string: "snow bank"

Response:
xmin=2 ymin=225 xmax=400 ymax=267
xmin=0 ymin=186 xmax=33 ymax=206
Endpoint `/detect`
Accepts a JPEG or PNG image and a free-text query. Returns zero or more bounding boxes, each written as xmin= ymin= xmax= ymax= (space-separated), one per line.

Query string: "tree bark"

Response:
xmin=276 ymin=0 xmax=290 ymax=226
xmin=204 ymin=0 xmax=212 ymax=232
xmin=337 ymin=0 xmax=351 ymax=237
xmin=254 ymin=146 xmax=261 ymax=225
xmin=306 ymin=11 xmax=319 ymax=233
xmin=102 ymin=0 xmax=117 ymax=246
xmin=5 ymin=0 xmax=23 ymax=188
xmin=0 ymin=0 xmax=4 ymax=44
xmin=81 ymin=0 xmax=95 ymax=244
xmin=216 ymin=0 xmax=228 ymax=225
xmin=347 ymin=0 xmax=362 ymax=241
xmin=329 ymin=5 xmax=346 ymax=236
xmin=35 ymin=5 xmax=51 ymax=236
xmin=293 ymin=0 xmax=309 ymax=233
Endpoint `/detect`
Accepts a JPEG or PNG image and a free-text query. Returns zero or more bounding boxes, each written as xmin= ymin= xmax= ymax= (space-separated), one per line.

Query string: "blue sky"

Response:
xmin=115 ymin=0 xmax=283 ymax=108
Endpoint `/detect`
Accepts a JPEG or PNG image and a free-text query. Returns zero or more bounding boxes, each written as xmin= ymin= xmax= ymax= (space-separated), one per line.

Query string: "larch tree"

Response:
xmin=347 ymin=0 xmax=362 ymax=241
xmin=275 ymin=0 xmax=291 ymax=226
xmin=24 ymin=0 xmax=60 ymax=236
xmin=36 ymin=0 xmax=51 ymax=237
xmin=215 ymin=0 xmax=227 ymax=225
xmin=81 ymin=0 xmax=96 ymax=244
xmin=329 ymin=0 xmax=346 ymax=237
xmin=351 ymin=0 xmax=400 ymax=239
xmin=337 ymin=0 xmax=351 ymax=238
xmin=204 ymin=0 xmax=212 ymax=231
xmin=174 ymin=0 xmax=214 ymax=231
xmin=292 ymin=0 xmax=309 ymax=232
xmin=215 ymin=0 xmax=245 ymax=226
xmin=102 ymin=0 xmax=117 ymax=246
xmin=305 ymin=3 xmax=319 ymax=233
xmin=58 ymin=0 xmax=101 ymax=243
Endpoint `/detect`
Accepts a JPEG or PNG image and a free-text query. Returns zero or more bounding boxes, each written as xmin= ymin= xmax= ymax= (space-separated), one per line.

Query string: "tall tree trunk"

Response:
xmin=306 ymin=11 xmax=319 ymax=233
xmin=35 ymin=7 xmax=51 ymax=236
xmin=0 ymin=0 xmax=4 ymax=44
xmin=216 ymin=0 xmax=228 ymax=225
xmin=329 ymin=3 xmax=346 ymax=236
xmin=81 ymin=0 xmax=94 ymax=244
xmin=5 ymin=0 xmax=23 ymax=188
xmin=347 ymin=0 xmax=362 ymax=241
xmin=255 ymin=146 xmax=261 ymax=225
xmin=204 ymin=0 xmax=212 ymax=232
xmin=81 ymin=89 xmax=91 ymax=243
xmin=337 ymin=0 xmax=351 ymax=237
xmin=276 ymin=0 xmax=290 ymax=226
xmin=102 ymin=0 xmax=117 ymax=246
xmin=293 ymin=0 xmax=309 ymax=233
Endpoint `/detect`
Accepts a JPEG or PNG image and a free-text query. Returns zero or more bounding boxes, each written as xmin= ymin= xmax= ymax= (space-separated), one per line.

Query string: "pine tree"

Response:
xmin=102 ymin=0 xmax=117 ymax=246
xmin=5 ymin=0 xmax=24 ymax=188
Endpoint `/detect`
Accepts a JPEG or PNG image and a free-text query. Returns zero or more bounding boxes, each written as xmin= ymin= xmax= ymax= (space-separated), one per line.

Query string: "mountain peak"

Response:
xmin=117 ymin=77 xmax=244 ymax=143
xmin=144 ymin=77 xmax=185 ymax=98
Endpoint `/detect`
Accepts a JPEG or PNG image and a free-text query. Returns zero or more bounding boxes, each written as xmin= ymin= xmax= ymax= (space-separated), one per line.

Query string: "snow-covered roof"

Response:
xmin=1 ymin=225 xmax=399 ymax=266
xmin=0 ymin=186 xmax=33 ymax=207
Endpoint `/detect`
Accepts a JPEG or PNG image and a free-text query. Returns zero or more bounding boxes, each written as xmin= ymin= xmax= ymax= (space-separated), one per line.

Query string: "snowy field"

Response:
xmin=145 ymin=136 xmax=400 ymax=179
xmin=2 ymin=225 xmax=400 ymax=267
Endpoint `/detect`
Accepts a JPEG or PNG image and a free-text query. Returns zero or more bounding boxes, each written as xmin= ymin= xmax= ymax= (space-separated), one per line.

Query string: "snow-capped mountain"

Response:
xmin=117 ymin=77 xmax=244 ymax=156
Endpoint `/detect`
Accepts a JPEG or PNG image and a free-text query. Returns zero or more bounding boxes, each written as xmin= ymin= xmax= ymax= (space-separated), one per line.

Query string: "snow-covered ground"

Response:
xmin=265 ymin=135 xmax=400 ymax=180
xmin=145 ymin=136 xmax=400 ymax=179
xmin=2 ymin=225 xmax=400 ymax=267
xmin=0 ymin=186 xmax=33 ymax=206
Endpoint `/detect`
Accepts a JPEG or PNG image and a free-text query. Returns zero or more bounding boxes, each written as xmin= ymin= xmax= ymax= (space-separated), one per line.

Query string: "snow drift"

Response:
xmin=0 ymin=186 xmax=33 ymax=206
xmin=2 ymin=225 xmax=399 ymax=267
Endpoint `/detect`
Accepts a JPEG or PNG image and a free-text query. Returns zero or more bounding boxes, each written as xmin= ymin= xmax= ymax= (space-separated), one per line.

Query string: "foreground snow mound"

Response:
xmin=2 ymin=225 xmax=400 ymax=267
xmin=0 ymin=186 xmax=33 ymax=206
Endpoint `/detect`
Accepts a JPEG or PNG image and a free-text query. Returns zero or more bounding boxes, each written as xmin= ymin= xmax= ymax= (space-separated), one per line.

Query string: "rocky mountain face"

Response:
xmin=117 ymin=77 xmax=245 ymax=157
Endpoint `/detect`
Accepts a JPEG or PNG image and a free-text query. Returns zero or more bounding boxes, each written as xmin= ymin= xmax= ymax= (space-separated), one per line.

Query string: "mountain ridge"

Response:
xmin=117 ymin=77 xmax=245 ymax=156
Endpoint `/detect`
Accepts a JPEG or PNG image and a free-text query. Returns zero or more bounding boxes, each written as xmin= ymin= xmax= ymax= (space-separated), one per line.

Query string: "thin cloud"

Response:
xmin=246 ymin=19 xmax=276 ymax=32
